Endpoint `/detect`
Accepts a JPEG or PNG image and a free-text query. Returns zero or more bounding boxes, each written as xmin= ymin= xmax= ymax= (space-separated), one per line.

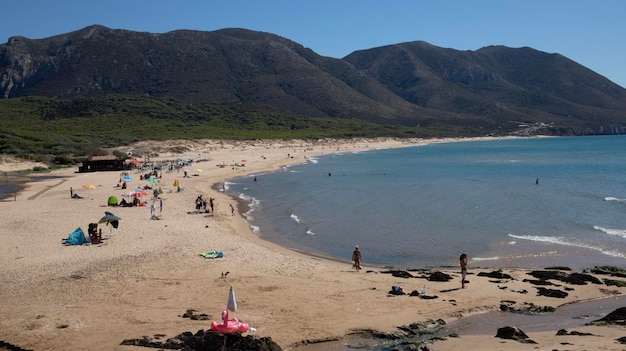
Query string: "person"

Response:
xmin=70 ymin=187 xmax=73 ymax=198
xmin=460 ymin=253 xmax=468 ymax=288
xmin=352 ymin=246 xmax=361 ymax=271
xmin=209 ymin=197 xmax=215 ymax=213
xmin=230 ymin=203 xmax=235 ymax=216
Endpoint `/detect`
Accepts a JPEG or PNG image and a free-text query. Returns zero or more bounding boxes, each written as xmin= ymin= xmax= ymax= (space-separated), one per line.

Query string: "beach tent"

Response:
xmin=107 ymin=196 xmax=118 ymax=206
xmin=63 ymin=227 xmax=86 ymax=245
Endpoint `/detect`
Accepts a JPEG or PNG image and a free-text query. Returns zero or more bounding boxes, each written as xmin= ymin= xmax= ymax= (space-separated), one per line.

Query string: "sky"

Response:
xmin=2 ymin=1 xmax=625 ymax=88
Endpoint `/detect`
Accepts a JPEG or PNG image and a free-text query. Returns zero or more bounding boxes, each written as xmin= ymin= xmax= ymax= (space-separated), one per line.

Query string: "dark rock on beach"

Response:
xmin=556 ymin=329 xmax=594 ymax=336
xmin=121 ymin=329 xmax=282 ymax=351
xmin=397 ymin=319 xmax=447 ymax=336
xmin=526 ymin=270 xmax=602 ymax=285
xmin=477 ymin=270 xmax=513 ymax=279
xmin=536 ymin=287 xmax=568 ymax=298
xmin=589 ymin=266 xmax=626 ymax=278
xmin=182 ymin=309 xmax=211 ymax=320
xmin=500 ymin=301 xmax=555 ymax=314
xmin=495 ymin=326 xmax=537 ymax=344
xmin=0 ymin=340 xmax=34 ymax=351
xmin=544 ymin=266 xmax=572 ymax=271
xmin=603 ymin=278 xmax=626 ymax=287
xmin=588 ymin=307 xmax=626 ymax=326
xmin=427 ymin=271 xmax=452 ymax=282
xmin=381 ymin=270 xmax=415 ymax=278
xmin=522 ymin=278 xmax=554 ymax=286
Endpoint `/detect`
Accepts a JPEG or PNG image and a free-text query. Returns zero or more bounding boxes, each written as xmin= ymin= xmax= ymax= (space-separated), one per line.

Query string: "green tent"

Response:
xmin=107 ymin=196 xmax=118 ymax=206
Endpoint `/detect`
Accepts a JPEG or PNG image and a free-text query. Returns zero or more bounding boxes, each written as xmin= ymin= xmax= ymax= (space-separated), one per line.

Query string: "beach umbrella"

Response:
xmin=227 ymin=286 xmax=237 ymax=312
xmin=173 ymin=179 xmax=179 ymax=187
xmin=98 ymin=211 xmax=121 ymax=237
xmin=83 ymin=184 xmax=96 ymax=197
xmin=133 ymin=190 xmax=149 ymax=197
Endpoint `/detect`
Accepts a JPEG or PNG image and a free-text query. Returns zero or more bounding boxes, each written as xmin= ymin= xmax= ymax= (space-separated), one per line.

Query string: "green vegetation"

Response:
xmin=0 ymin=95 xmax=464 ymax=164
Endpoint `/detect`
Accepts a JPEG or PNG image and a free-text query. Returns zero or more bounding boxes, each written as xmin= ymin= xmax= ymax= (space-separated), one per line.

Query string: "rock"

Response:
xmin=589 ymin=307 xmax=626 ymax=326
xmin=398 ymin=319 xmax=446 ymax=336
xmin=381 ymin=270 xmax=415 ymax=278
xmin=544 ymin=266 xmax=572 ymax=271
xmin=428 ymin=271 xmax=452 ymax=282
xmin=522 ymin=278 xmax=553 ymax=286
xmin=121 ymin=329 xmax=283 ymax=351
xmin=589 ymin=266 xmax=626 ymax=278
xmin=495 ymin=325 xmax=528 ymax=340
xmin=526 ymin=270 xmax=602 ymax=285
xmin=477 ymin=270 xmax=512 ymax=279
xmin=536 ymin=287 xmax=568 ymax=298
xmin=0 ymin=340 xmax=34 ymax=351
xmin=499 ymin=301 xmax=555 ymax=314
xmin=419 ymin=295 xmax=438 ymax=300
xmin=603 ymin=279 xmax=626 ymax=287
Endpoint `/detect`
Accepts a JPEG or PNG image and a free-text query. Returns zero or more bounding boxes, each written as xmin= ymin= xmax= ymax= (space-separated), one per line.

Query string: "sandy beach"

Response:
xmin=1 ymin=137 xmax=625 ymax=351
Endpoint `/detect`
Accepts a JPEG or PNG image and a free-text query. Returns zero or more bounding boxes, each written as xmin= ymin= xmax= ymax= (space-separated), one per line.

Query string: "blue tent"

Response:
xmin=63 ymin=227 xmax=86 ymax=245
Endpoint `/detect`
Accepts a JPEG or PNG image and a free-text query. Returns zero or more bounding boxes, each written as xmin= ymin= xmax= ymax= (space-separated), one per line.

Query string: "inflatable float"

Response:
xmin=210 ymin=310 xmax=249 ymax=333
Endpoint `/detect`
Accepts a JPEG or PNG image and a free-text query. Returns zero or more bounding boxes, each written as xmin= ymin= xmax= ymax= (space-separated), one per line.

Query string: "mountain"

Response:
xmin=1 ymin=25 xmax=626 ymax=139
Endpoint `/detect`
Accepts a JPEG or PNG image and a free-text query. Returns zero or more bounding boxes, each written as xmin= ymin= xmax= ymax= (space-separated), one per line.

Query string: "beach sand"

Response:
xmin=0 ymin=138 xmax=625 ymax=351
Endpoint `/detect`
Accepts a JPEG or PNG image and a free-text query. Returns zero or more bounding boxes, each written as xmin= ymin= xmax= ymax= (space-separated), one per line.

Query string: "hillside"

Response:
xmin=1 ymin=25 xmax=626 ymax=159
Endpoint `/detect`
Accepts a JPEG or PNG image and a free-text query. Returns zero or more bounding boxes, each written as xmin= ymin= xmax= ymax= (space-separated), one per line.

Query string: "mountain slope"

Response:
xmin=1 ymin=25 xmax=626 ymax=136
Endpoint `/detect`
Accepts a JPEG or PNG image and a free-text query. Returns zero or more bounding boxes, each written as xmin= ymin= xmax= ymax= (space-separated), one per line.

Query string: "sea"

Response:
xmin=227 ymin=135 xmax=626 ymax=271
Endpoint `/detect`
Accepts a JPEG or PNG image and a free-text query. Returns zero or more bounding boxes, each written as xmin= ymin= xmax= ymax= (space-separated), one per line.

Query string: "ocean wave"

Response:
xmin=593 ymin=225 xmax=626 ymax=238
xmin=473 ymin=251 xmax=559 ymax=262
xmin=605 ymin=196 xmax=626 ymax=203
xmin=290 ymin=213 xmax=301 ymax=223
xmin=250 ymin=225 xmax=260 ymax=234
xmin=306 ymin=229 xmax=315 ymax=236
xmin=305 ymin=156 xmax=319 ymax=164
xmin=507 ymin=234 xmax=626 ymax=259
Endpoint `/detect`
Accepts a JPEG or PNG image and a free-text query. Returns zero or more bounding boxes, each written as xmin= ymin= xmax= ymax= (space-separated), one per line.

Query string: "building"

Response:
xmin=78 ymin=155 xmax=128 ymax=173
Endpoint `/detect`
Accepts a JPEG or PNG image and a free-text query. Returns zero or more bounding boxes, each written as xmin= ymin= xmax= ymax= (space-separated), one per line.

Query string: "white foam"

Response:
xmin=593 ymin=225 xmax=626 ymax=238
xmin=306 ymin=229 xmax=315 ymax=236
xmin=508 ymin=233 xmax=626 ymax=259
xmin=290 ymin=214 xmax=300 ymax=223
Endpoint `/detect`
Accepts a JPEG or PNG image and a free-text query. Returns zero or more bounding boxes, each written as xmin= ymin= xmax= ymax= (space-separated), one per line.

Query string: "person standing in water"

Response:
xmin=352 ymin=246 xmax=362 ymax=271
xmin=460 ymin=253 xmax=468 ymax=288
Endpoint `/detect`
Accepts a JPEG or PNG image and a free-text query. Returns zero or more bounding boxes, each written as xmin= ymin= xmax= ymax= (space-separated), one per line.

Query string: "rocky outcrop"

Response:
xmin=526 ymin=270 xmax=602 ymax=285
xmin=495 ymin=326 xmax=536 ymax=343
xmin=477 ymin=270 xmax=512 ymax=279
xmin=121 ymin=329 xmax=282 ymax=351
xmin=588 ymin=307 xmax=626 ymax=326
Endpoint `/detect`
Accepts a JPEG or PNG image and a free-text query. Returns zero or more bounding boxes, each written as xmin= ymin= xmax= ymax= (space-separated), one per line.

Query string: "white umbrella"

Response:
xmin=227 ymin=286 xmax=237 ymax=312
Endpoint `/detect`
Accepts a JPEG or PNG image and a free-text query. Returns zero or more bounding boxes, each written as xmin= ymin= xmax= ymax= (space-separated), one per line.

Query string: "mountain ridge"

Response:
xmin=1 ymin=25 xmax=626 ymax=140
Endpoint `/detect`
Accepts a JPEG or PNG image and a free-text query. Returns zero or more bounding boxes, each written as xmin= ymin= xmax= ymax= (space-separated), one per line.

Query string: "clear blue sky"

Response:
xmin=3 ymin=0 xmax=625 ymax=88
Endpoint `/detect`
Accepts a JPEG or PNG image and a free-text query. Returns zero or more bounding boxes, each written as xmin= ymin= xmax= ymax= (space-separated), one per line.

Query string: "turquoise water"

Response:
xmin=228 ymin=136 xmax=626 ymax=270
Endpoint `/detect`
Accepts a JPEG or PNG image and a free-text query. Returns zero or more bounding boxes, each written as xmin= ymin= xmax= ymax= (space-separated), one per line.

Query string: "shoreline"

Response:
xmin=0 ymin=137 xmax=625 ymax=351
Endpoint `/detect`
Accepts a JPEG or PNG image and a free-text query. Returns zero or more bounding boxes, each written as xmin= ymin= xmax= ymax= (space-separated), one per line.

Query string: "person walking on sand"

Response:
xmin=352 ymin=246 xmax=362 ymax=271
xmin=230 ymin=203 xmax=235 ymax=216
xmin=460 ymin=253 xmax=468 ymax=288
